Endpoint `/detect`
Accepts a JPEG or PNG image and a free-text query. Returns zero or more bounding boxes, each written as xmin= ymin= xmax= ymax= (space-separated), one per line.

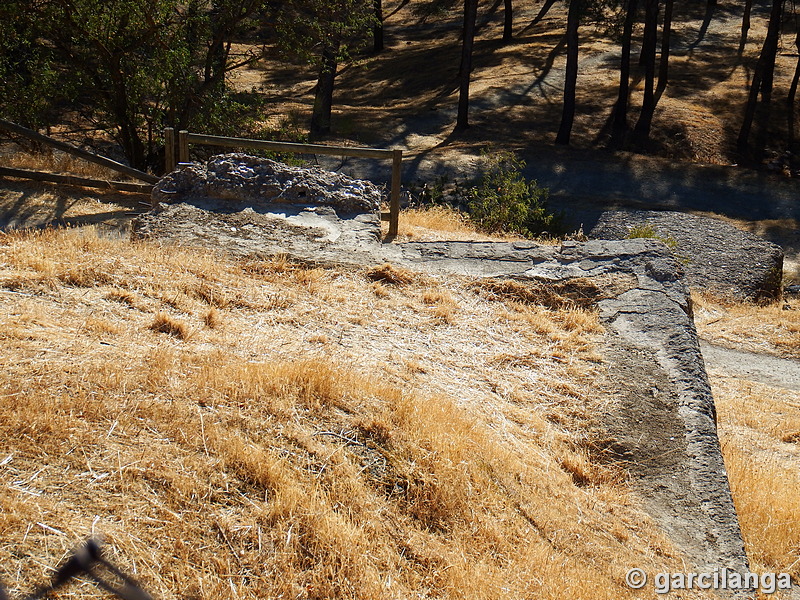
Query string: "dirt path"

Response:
xmin=700 ymin=340 xmax=800 ymax=392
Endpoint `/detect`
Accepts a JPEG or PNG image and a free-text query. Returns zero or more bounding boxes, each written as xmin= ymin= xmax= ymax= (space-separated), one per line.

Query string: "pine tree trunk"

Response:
xmin=611 ymin=0 xmax=638 ymax=146
xmin=737 ymin=0 xmax=783 ymax=157
xmin=788 ymin=29 xmax=800 ymax=150
xmin=109 ymin=62 xmax=146 ymax=169
xmin=655 ymin=0 xmax=673 ymax=99
xmin=118 ymin=116 xmax=146 ymax=171
xmin=639 ymin=0 xmax=656 ymax=67
xmin=690 ymin=0 xmax=717 ymax=50
xmin=739 ymin=0 xmax=753 ymax=54
xmin=634 ymin=0 xmax=658 ymax=145
xmin=373 ymin=0 xmax=384 ymax=53
xmin=456 ymin=0 xmax=479 ymax=130
xmin=311 ymin=42 xmax=340 ymax=137
xmin=556 ymin=0 xmax=582 ymax=145
xmin=503 ymin=0 xmax=513 ymax=43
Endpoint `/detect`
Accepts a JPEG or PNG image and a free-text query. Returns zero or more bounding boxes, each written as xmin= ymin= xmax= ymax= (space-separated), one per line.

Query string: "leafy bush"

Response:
xmin=625 ymin=223 xmax=678 ymax=248
xmin=0 ymin=0 xmax=268 ymax=171
xmin=466 ymin=150 xmax=558 ymax=236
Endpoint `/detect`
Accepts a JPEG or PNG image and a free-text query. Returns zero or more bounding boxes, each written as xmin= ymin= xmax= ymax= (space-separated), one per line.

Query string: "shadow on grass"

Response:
xmin=0 ymin=179 xmax=146 ymax=232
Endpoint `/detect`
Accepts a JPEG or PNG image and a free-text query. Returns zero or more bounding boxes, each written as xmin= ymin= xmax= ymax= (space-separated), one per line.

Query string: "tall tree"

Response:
xmin=556 ymin=0 xmax=583 ymax=145
xmin=503 ymin=0 xmax=513 ymax=43
xmin=611 ymin=0 xmax=639 ymax=147
xmin=373 ymin=0 xmax=384 ymax=53
xmin=455 ymin=0 xmax=479 ymax=130
xmin=0 ymin=0 xmax=267 ymax=170
xmin=739 ymin=0 xmax=754 ymax=54
xmin=633 ymin=0 xmax=659 ymax=145
xmin=277 ymin=0 xmax=375 ymax=137
xmin=312 ymin=42 xmax=341 ymax=136
xmin=738 ymin=0 xmax=784 ymax=157
xmin=689 ymin=0 xmax=718 ymax=51
xmin=655 ymin=0 xmax=673 ymax=99
xmin=788 ymin=14 xmax=800 ymax=150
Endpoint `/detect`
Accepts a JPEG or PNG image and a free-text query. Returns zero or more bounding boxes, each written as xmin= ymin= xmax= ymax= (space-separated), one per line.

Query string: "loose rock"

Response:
xmin=589 ymin=209 xmax=784 ymax=302
xmin=152 ymin=153 xmax=384 ymax=214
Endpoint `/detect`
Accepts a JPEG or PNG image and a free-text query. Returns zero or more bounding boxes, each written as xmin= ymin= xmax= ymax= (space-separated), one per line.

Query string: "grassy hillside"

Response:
xmin=0 ymin=225 xmax=711 ymax=600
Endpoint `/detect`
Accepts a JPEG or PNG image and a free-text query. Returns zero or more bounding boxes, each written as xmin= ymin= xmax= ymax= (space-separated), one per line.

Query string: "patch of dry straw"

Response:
xmin=0 ymin=228 xmax=707 ymax=600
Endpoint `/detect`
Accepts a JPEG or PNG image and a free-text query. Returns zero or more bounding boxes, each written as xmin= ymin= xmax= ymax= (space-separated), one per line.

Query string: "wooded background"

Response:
xmin=0 ymin=0 xmax=797 ymax=172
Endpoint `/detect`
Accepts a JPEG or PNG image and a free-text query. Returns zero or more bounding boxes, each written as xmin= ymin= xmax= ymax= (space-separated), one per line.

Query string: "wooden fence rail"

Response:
xmin=166 ymin=128 xmax=403 ymax=237
xmin=0 ymin=167 xmax=153 ymax=194
xmin=0 ymin=119 xmax=158 ymax=184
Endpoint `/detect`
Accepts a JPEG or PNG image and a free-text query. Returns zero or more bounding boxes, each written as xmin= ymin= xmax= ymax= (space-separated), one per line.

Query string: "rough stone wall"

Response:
xmin=152 ymin=154 xmax=383 ymax=214
xmin=388 ymin=239 xmax=749 ymax=575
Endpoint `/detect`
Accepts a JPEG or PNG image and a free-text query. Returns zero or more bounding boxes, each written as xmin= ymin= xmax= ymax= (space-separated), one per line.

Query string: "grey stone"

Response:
xmin=589 ymin=209 xmax=784 ymax=302
xmin=152 ymin=153 xmax=384 ymax=214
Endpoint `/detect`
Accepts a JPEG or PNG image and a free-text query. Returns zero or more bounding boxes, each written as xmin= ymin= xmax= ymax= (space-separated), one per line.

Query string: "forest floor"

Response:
xmin=247 ymin=1 xmax=774 ymax=162
xmin=230 ymin=0 xmax=800 ymax=271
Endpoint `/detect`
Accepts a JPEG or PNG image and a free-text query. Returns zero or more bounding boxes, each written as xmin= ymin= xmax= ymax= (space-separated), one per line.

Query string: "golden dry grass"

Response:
xmin=697 ymin=292 xmax=800 ymax=585
xmin=149 ymin=311 xmax=191 ymax=340
xmin=710 ymin=375 xmax=800 ymax=581
xmin=0 ymin=226 xmax=713 ymax=600
xmin=0 ymin=151 xmax=123 ymax=180
xmin=381 ymin=206 xmax=548 ymax=243
xmin=693 ymin=292 xmax=800 ymax=358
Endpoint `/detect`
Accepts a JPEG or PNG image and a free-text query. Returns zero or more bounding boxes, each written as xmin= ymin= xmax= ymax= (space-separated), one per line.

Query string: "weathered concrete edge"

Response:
xmin=381 ymin=238 xmax=750 ymax=577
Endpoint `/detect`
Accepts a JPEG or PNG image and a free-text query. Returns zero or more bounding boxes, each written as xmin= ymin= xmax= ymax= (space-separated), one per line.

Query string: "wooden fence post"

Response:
xmin=389 ymin=149 xmax=402 ymax=237
xmin=177 ymin=130 xmax=189 ymax=164
xmin=164 ymin=128 xmax=176 ymax=173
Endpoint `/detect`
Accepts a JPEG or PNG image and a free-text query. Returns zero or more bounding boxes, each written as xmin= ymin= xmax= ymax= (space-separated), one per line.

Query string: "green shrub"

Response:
xmin=466 ymin=150 xmax=558 ymax=236
xmin=625 ymin=223 xmax=678 ymax=248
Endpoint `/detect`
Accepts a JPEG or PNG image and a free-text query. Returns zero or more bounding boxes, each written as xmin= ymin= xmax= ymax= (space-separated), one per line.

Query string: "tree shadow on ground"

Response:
xmin=0 ymin=179 xmax=146 ymax=231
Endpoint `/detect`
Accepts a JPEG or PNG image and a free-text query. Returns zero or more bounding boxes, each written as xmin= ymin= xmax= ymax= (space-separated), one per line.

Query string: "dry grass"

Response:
xmin=724 ymin=444 xmax=800 ymax=579
xmin=0 ymin=151 xmax=123 ymax=180
xmin=0 ymin=175 xmax=145 ymax=234
xmin=149 ymin=311 xmax=191 ymax=340
xmin=709 ymin=375 xmax=800 ymax=581
xmin=382 ymin=206 xmax=546 ymax=243
xmin=203 ymin=307 xmax=221 ymax=329
xmin=365 ymin=263 xmax=418 ymax=285
xmin=399 ymin=205 xmax=474 ymax=236
xmin=472 ymin=277 xmax=606 ymax=310
xmin=0 ymin=227 xmax=710 ymax=600
xmin=693 ymin=292 xmax=800 ymax=358
xmin=698 ymin=291 xmax=800 ymax=584
xmin=394 ymin=206 xmax=511 ymax=242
